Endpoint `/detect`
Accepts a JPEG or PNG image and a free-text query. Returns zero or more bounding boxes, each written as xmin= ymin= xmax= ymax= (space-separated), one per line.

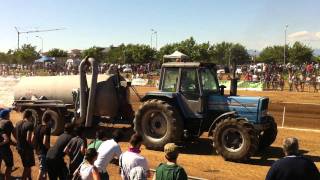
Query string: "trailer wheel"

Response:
xmin=42 ymin=110 xmax=64 ymax=135
xmin=212 ymin=118 xmax=258 ymax=162
xmin=259 ymin=116 xmax=277 ymax=150
xmin=134 ymin=99 xmax=183 ymax=150
xmin=23 ymin=109 xmax=40 ymax=127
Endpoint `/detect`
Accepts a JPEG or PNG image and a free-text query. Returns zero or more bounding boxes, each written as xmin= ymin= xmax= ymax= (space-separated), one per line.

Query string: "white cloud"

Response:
xmin=288 ymin=31 xmax=320 ymax=41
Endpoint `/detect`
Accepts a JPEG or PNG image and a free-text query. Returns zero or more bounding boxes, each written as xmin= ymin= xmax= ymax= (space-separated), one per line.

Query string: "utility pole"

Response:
xmin=150 ymin=29 xmax=154 ymax=48
xmin=150 ymin=29 xmax=157 ymax=49
xmin=36 ymin=36 xmax=43 ymax=53
xmin=15 ymin=27 xmax=20 ymax=50
xmin=154 ymin=31 xmax=158 ymax=50
xmin=14 ymin=27 xmax=65 ymax=49
xmin=284 ymin=24 xmax=288 ymax=65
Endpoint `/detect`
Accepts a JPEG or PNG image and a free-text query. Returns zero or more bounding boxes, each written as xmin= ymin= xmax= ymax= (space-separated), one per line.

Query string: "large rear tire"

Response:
xmin=212 ymin=118 xmax=258 ymax=162
xmin=42 ymin=109 xmax=64 ymax=135
xmin=134 ymin=99 xmax=183 ymax=150
xmin=259 ymin=116 xmax=277 ymax=150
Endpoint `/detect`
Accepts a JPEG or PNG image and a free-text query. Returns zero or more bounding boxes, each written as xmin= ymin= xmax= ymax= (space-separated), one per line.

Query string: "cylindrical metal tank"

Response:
xmin=14 ymin=74 xmax=126 ymax=117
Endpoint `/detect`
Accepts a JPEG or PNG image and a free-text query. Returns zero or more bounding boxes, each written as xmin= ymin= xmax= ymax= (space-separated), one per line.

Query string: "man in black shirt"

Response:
xmin=266 ymin=137 xmax=320 ymax=180
xmin=33 ymin=113 xmax=51 ymax=180
xmin=15 ymin=110 xmax=35 ymax=180
xmin=46 ymin=123 xmax=73 ymax=180
xmin=64 ymin=126 xmax=87 ymax=176
xmin=0 ymin=109 xmax=14 ymax=179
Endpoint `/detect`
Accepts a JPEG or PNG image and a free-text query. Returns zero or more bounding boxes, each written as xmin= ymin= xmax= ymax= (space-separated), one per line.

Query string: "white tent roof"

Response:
xmin=163 ymin=51 xmax=189 ymax=59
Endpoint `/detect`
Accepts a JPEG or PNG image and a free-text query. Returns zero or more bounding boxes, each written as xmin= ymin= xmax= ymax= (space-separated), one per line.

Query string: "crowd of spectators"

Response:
xmin=2 ymin=59 xmax=320 ymax=92
xmin=218 ymin=62 xmax=320 ymax=92
xmin=0 ymin=61 xmax=160 ymax=78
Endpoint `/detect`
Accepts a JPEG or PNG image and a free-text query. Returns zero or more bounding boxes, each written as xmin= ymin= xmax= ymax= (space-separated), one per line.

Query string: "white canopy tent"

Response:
xmin=66 ymin=58 xmax=81 ymax=66
xmin=163 ymin=51 xmax=189 ymax=62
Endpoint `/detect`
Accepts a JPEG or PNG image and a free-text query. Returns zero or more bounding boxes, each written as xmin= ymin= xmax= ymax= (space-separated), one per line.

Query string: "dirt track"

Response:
xmin=2 ymin=88 xmax=320 ymax=180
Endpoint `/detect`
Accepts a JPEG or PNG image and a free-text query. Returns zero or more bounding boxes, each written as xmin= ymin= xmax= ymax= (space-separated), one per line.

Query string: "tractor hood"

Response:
xmin=208 ymin=95 xmax=269 ymax=124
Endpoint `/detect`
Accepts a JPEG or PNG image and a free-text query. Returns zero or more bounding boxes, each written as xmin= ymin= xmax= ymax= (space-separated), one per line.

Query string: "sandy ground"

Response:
xmin=1 ymin=88 xmax=320 ymax=179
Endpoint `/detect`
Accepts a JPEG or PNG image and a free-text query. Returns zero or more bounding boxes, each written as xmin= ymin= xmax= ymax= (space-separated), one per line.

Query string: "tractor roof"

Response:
xmin=162 ymin=62 xmax=216 ymax=68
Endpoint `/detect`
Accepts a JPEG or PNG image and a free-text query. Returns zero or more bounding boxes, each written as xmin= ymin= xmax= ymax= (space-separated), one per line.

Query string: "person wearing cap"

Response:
xmin=152 ymin=143 xmax=187 ymax=180
xmin=0 ymin=109 xmax=15 ymax=180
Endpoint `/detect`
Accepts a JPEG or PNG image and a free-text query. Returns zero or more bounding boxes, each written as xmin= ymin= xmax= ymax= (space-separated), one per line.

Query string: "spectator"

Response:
xmin=33 ymin=113 xmax=52 ymax=180
xmin=64 ymin=126 xmax=87 ymax=176
xmin=299 ymin=74 xmax=305 ymax=92
xmin=79 ymin=148 xmax=101 ymax=180
xmin=266 ymin=137 xmax=320 ymax=180
xmin=46 ymin=123 xmax=73 ymax=180
xmin=119 ymin=133 xmax=149 ymax=180
xmin=288 ymin=73 xmax=293 ymax=91
xmin=88 ymin=129 xmax=106 ymax=150
xmin=0 ymin=109 xmax=15 ymax=179
xmin=94 ymin=130 xmax=123 ymax=180
xmin=14 ymin=110 xmax=35 ymax=180
xmin=152 ymin=143 xmax=188 ymax=180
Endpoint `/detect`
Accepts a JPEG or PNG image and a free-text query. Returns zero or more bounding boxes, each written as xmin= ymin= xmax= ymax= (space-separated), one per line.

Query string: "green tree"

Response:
xmin=13 ymin=44 xmax=40 ymax=64
xmin=123 ymin=44 xmax=156 ymax=63
xmin=288 ymin=41 xmax=313 ymax=64
xmin=230 ymin=43 xmax=250 ymax=65
xmin=158 ymin=37 xmax=211 ymax=62
xmin=104 ymin=44 xmax=125 ymax=63
xmin=258 ymin=45 xmax=287 ymax=63
xmin=81 ymin=46 xmax=106 ymax=61
xmin=210 ymin=42 xmax=233 ymax=64
xmin=47 ymin=48 xmax=68 ymax=57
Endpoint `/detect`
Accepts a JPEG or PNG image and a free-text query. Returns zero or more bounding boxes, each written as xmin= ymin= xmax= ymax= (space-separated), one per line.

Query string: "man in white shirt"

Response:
xmin=94 ymin=130 xmax=123 ymax=180
xmin=119 ymin=133 xmax=149 ymax=180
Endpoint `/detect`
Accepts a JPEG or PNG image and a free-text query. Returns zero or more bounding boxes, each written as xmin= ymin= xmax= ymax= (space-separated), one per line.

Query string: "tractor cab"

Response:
xmin=157 ymin=62 xmax=223 ymax=117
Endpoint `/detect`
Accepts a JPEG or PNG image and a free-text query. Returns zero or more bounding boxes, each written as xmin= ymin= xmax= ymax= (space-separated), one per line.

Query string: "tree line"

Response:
xmin=0 ymin=37 xmax=319 ymax=65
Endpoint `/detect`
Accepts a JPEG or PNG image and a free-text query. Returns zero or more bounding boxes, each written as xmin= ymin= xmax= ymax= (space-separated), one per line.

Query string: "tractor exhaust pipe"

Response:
xmin=79 ymin=57 xmax=99 ymax=127
xmin=230 ymin=63 xmax=238 ymax=96
xmin=230 ymin=78 xmax=238 ymax=96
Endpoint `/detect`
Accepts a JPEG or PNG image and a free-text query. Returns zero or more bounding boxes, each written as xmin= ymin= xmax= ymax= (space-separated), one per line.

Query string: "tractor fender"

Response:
xmin=208 ymin=111 xmax=238 ymax=136
xmin=140 ymin=93 xmax=189 ymax=119
xmin=141 ymin=93 xmax=175 ymax=103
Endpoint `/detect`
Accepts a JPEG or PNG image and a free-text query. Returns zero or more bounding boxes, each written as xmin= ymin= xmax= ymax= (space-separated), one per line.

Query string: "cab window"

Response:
xmin=200 ymin=68 xmax=218 ymax=92
xmin=162 ymin=68 xmax=179 ymax=92
xmin=180 ymin=68 xmax=199 ymax=94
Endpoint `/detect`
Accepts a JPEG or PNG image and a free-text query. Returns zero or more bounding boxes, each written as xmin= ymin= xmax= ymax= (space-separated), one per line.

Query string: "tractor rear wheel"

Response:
xmin=212 ymin=118 xmax=258 ymax=162
xmin=259 ymin=116 xmax=277 ymax=150
xmin=134 ymin=99 xmax=183 ymax=150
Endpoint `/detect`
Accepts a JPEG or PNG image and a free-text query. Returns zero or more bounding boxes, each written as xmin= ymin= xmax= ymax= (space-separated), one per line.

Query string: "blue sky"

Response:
xmin=1 ymin=0 xmax=320 ymax=52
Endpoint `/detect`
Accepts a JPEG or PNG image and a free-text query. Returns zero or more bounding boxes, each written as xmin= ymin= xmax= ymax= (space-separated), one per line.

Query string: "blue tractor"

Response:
xmin=134 ymin=62 xmax=277 ymax=162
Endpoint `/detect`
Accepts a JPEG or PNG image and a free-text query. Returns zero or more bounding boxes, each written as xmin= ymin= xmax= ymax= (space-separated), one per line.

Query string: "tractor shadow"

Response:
xmin=83 ymin=125 xmax=135 ymax=142
xmin=83 ymin=126 xmax=215 ymax=155
xmin=178 ymin=138 xmax=216 ymax=156
xmin=245 ymin=146 xmax=320 ymax=166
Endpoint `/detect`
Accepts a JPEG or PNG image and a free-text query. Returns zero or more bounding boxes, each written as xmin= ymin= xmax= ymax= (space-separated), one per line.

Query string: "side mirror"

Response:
xmin=219 ymin=85 xmax=226 ymax=96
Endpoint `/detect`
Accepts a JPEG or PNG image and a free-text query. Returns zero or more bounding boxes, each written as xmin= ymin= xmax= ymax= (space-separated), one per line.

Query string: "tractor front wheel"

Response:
xmin=212 ymin=118 xmax=258 ymax=162
xmin=258 ymin=116 xmax=277 ymax=150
